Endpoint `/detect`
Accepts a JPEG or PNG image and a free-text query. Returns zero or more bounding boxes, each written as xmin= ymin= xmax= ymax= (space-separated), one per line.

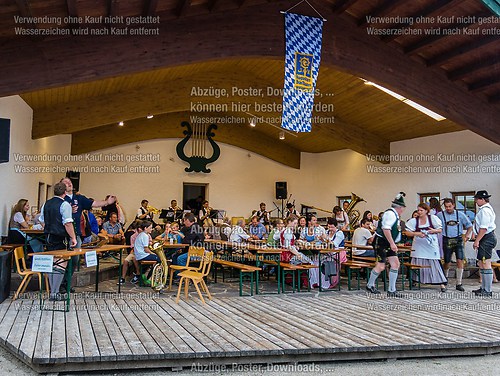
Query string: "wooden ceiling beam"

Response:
xmin=207 ymin=0 xmax=218 ymax=12
xmin=70 ymin=112 xmax=301 ymax=168
xmin=320 ymin=8 xmax=500 ymax=146
xmin=176 ymin=0 xmax=192 ymax=17
xmin=427 ymin=35 xmax=498 ymax=67
xmin=143 ymin=0 xmax=159 ymax=17
xmin=331 ymin=0 xmax=359 ymax=15
xmin=468 ymin=76 xmax=500 ymax=93
xmin=1 ymin=0 xmax=498 ymax=145
xmin=14 ymin=0 xmax=37 ymax=33
xmin=357 ymin=0 xmax=402 ymax=27
xmin=66 ymin=0 xmax=78 ymax=16
xmin=14 ymin=0 xmax=32 ymax=17
xmin=66 ymin=0 xmax=80 ymax=34
xmin=448 ymin=55 xmax=500 ymax=81
xmin=403 ymin=11 xmax=491 ymax=55
xmin=489 ymin=93 xmax=500 ymax=104
xmin=380 ymin=0 xmax=456 ymax=43
xmin=108 ymin=0 xmax=118 ymax=16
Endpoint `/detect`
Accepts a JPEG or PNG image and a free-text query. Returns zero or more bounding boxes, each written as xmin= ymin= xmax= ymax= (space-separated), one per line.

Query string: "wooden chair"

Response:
xmin=168 ymin=246 xmax=205 ymax=291
xmin=176 ymin=251 xmax=214 ymax=304
xmin=13 ymin=246 xmax=49 ymax=300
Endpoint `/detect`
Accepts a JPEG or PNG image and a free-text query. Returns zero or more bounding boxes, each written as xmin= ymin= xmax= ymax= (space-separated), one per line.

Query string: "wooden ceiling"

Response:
xmin=1 ymin=0 xmax=499 ymax=168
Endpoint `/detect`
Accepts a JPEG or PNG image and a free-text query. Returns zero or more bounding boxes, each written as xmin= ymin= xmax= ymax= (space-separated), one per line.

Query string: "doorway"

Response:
xmin=183 ymin=183 xmax=208 ymax=214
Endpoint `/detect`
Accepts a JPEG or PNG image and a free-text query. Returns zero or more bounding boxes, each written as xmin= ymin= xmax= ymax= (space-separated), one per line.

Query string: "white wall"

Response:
xmin=1 ymin=94 xmax=499 ymax=238
xmin=73 ymin=139 xmax=307 ymax=223
xmin=70 ymin=130 xmax=500 ymax=226
xmin=300 ymin=131 xmax=500 ymax=221
xmin=0 ymin=96 xmax=71 ymax=237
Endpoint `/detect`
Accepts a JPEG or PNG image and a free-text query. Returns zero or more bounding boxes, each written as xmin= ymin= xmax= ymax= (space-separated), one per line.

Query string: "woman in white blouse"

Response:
xmin=405 ymin=203 xmax=447 ymax=292
xmin=7 ymin=199 xmax=44 ymax=252
xmin=332 ymin=206 xmax=349 ymax=232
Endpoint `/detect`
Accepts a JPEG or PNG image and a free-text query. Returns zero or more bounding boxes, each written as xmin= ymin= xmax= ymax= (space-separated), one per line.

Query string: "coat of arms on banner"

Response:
xmin=294 ymin=52 xmax=314 ymax=91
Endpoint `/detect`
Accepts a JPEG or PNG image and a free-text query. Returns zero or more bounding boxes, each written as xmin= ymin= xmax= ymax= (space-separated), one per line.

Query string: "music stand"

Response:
xmin=174 ymin=210 xmax=184 ymax=221
xmin=216 ymin=209 xmax=226 ymax=220
xmin=159 ymin=210 xmax=175 ymax=222
xmin=206 ymin=209 xmax=221 ymax=224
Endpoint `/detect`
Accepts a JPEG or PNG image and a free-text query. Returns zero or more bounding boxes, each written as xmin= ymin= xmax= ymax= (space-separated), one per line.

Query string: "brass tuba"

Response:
xmin=150 ymin=241 xmax=168 ymax=292
xmin=345 ymin=193 xmax=365 ymax=228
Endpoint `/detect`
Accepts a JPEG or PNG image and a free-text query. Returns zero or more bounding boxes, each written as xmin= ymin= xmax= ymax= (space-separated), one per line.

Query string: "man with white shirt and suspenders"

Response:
xmin=437 ymin=198 xmax=473 ymax=292
xmin=472 ymin=190 xmax=497 ymax=297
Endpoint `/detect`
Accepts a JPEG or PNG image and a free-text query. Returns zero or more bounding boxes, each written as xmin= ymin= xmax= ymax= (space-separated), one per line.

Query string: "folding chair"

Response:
xmin=176 ymin=251 xmax=213 ymax=304
xmin=13 ymin=246 xmax=49 ymax=300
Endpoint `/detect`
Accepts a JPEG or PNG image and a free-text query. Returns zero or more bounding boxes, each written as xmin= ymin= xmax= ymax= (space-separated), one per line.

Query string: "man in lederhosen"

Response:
xmin=437 ymin=198 xmax=473 ymax=292
xmin=472 ymin=190 xmax=497 ymax=297
xmin=366 ymin=192 xmax=406 ymax=297
xmin=40 ymin=182 xmax=77 ymax=300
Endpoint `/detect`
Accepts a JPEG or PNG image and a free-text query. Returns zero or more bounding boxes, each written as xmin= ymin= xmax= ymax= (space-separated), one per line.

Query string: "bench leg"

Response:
xmin=401 ymin=264 xmax=406 ymax=291
xmin=251 ymin=272 xmax=254 ymax=296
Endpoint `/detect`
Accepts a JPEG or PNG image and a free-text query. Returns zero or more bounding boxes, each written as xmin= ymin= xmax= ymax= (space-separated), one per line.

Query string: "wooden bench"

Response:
xmin=213 ymin=258 xmax=261 ymax=296
xmin=343 ymin=259 xmax=374 ymax=290
xmin=402 ymin=262 xmax=431 ymax=290
xmin=259 ymin=260 xmax=313 ymax=293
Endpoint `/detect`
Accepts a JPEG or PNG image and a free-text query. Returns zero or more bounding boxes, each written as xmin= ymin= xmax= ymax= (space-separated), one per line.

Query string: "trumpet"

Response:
xmin=147 ymin=205 xmax=161 ymax=215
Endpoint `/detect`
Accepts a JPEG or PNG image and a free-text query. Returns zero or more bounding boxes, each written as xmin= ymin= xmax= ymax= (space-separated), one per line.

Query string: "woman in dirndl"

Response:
xmin=405 ymin=203 xmax=447 ymax=292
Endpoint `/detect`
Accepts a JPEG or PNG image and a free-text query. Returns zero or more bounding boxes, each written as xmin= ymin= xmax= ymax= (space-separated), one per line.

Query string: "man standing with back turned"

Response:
xmin=366 ymin=192 xmax=406 ymax=297
xmin=42 ymin=182 xmax=77 ymax=300
xmin=60 ymin=177 xmax=117 ymax=292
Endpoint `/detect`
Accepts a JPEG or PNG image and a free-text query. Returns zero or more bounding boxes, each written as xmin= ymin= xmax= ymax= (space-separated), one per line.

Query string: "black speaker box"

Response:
xmin=66 ymin=170 xmax=80 ymax=192
xmin=275 ymin=181 xmax=288 ymax=200
xmin=0 ymin=118 xmax=10 ymax=164
xmin=0 ymin=251 xmax=12 ymax=303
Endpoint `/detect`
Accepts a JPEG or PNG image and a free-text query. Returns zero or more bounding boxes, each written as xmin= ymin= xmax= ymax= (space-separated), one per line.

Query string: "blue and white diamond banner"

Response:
xmin=281 ymin=13 xmax=323 ymax=133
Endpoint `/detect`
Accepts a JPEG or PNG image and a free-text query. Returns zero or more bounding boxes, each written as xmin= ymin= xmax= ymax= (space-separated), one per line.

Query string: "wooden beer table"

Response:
xmin=29 ymin=244 xmax=131 ymax=312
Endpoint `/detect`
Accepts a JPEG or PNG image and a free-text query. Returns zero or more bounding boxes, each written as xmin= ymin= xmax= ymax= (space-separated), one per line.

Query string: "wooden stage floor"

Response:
xmin=1 ymin=286 xmax=500 ymax=374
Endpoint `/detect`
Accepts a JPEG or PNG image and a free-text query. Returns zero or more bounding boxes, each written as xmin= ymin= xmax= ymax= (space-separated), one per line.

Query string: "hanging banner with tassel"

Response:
xmin=281 ymin=12 xmax=324 ymax=133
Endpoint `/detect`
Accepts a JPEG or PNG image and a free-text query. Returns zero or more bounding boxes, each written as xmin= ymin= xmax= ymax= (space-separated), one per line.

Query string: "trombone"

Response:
xmin=302 ymin=204 xmax=333 ymax=215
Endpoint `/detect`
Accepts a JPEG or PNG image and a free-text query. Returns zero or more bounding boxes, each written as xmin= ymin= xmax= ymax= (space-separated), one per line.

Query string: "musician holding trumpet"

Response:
xmin=199 ymin=200 xmax=215 ymax=228
xmin=136 ymin=199 xmax=154 ymax=221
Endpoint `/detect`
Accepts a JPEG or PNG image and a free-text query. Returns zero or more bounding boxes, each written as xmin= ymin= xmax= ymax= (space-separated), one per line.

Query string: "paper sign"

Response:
xmin=32 ymin=255 xmax=54 ymax=273
xmin=85 ymin=251 xmax=98 ymax=267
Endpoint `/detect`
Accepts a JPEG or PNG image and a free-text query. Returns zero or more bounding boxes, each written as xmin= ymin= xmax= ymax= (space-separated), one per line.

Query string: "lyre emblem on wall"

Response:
xmin=176 ymin=121 xmax=220 ymax=173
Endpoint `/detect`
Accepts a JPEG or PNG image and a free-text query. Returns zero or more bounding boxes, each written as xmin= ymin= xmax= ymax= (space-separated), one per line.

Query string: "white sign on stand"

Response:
xmin=32 ymin=255 xmax=54 ymax=273
xmin=85 ymin=251 xmax=98 ymax=267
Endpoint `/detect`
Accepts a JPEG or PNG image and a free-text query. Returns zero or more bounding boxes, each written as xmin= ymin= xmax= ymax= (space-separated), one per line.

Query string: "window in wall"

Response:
xmin=337 ymin=196 xmax=351 ymax=209
xmin=419 ymin=192 xmax=440 ymax=205
xmin=46 ymin=184 xmax=52 ymax=203
xmin=37 ymin=182 xmax=45 ymax=211
xmin=452 ymin=191 xmax=476 ymax=222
